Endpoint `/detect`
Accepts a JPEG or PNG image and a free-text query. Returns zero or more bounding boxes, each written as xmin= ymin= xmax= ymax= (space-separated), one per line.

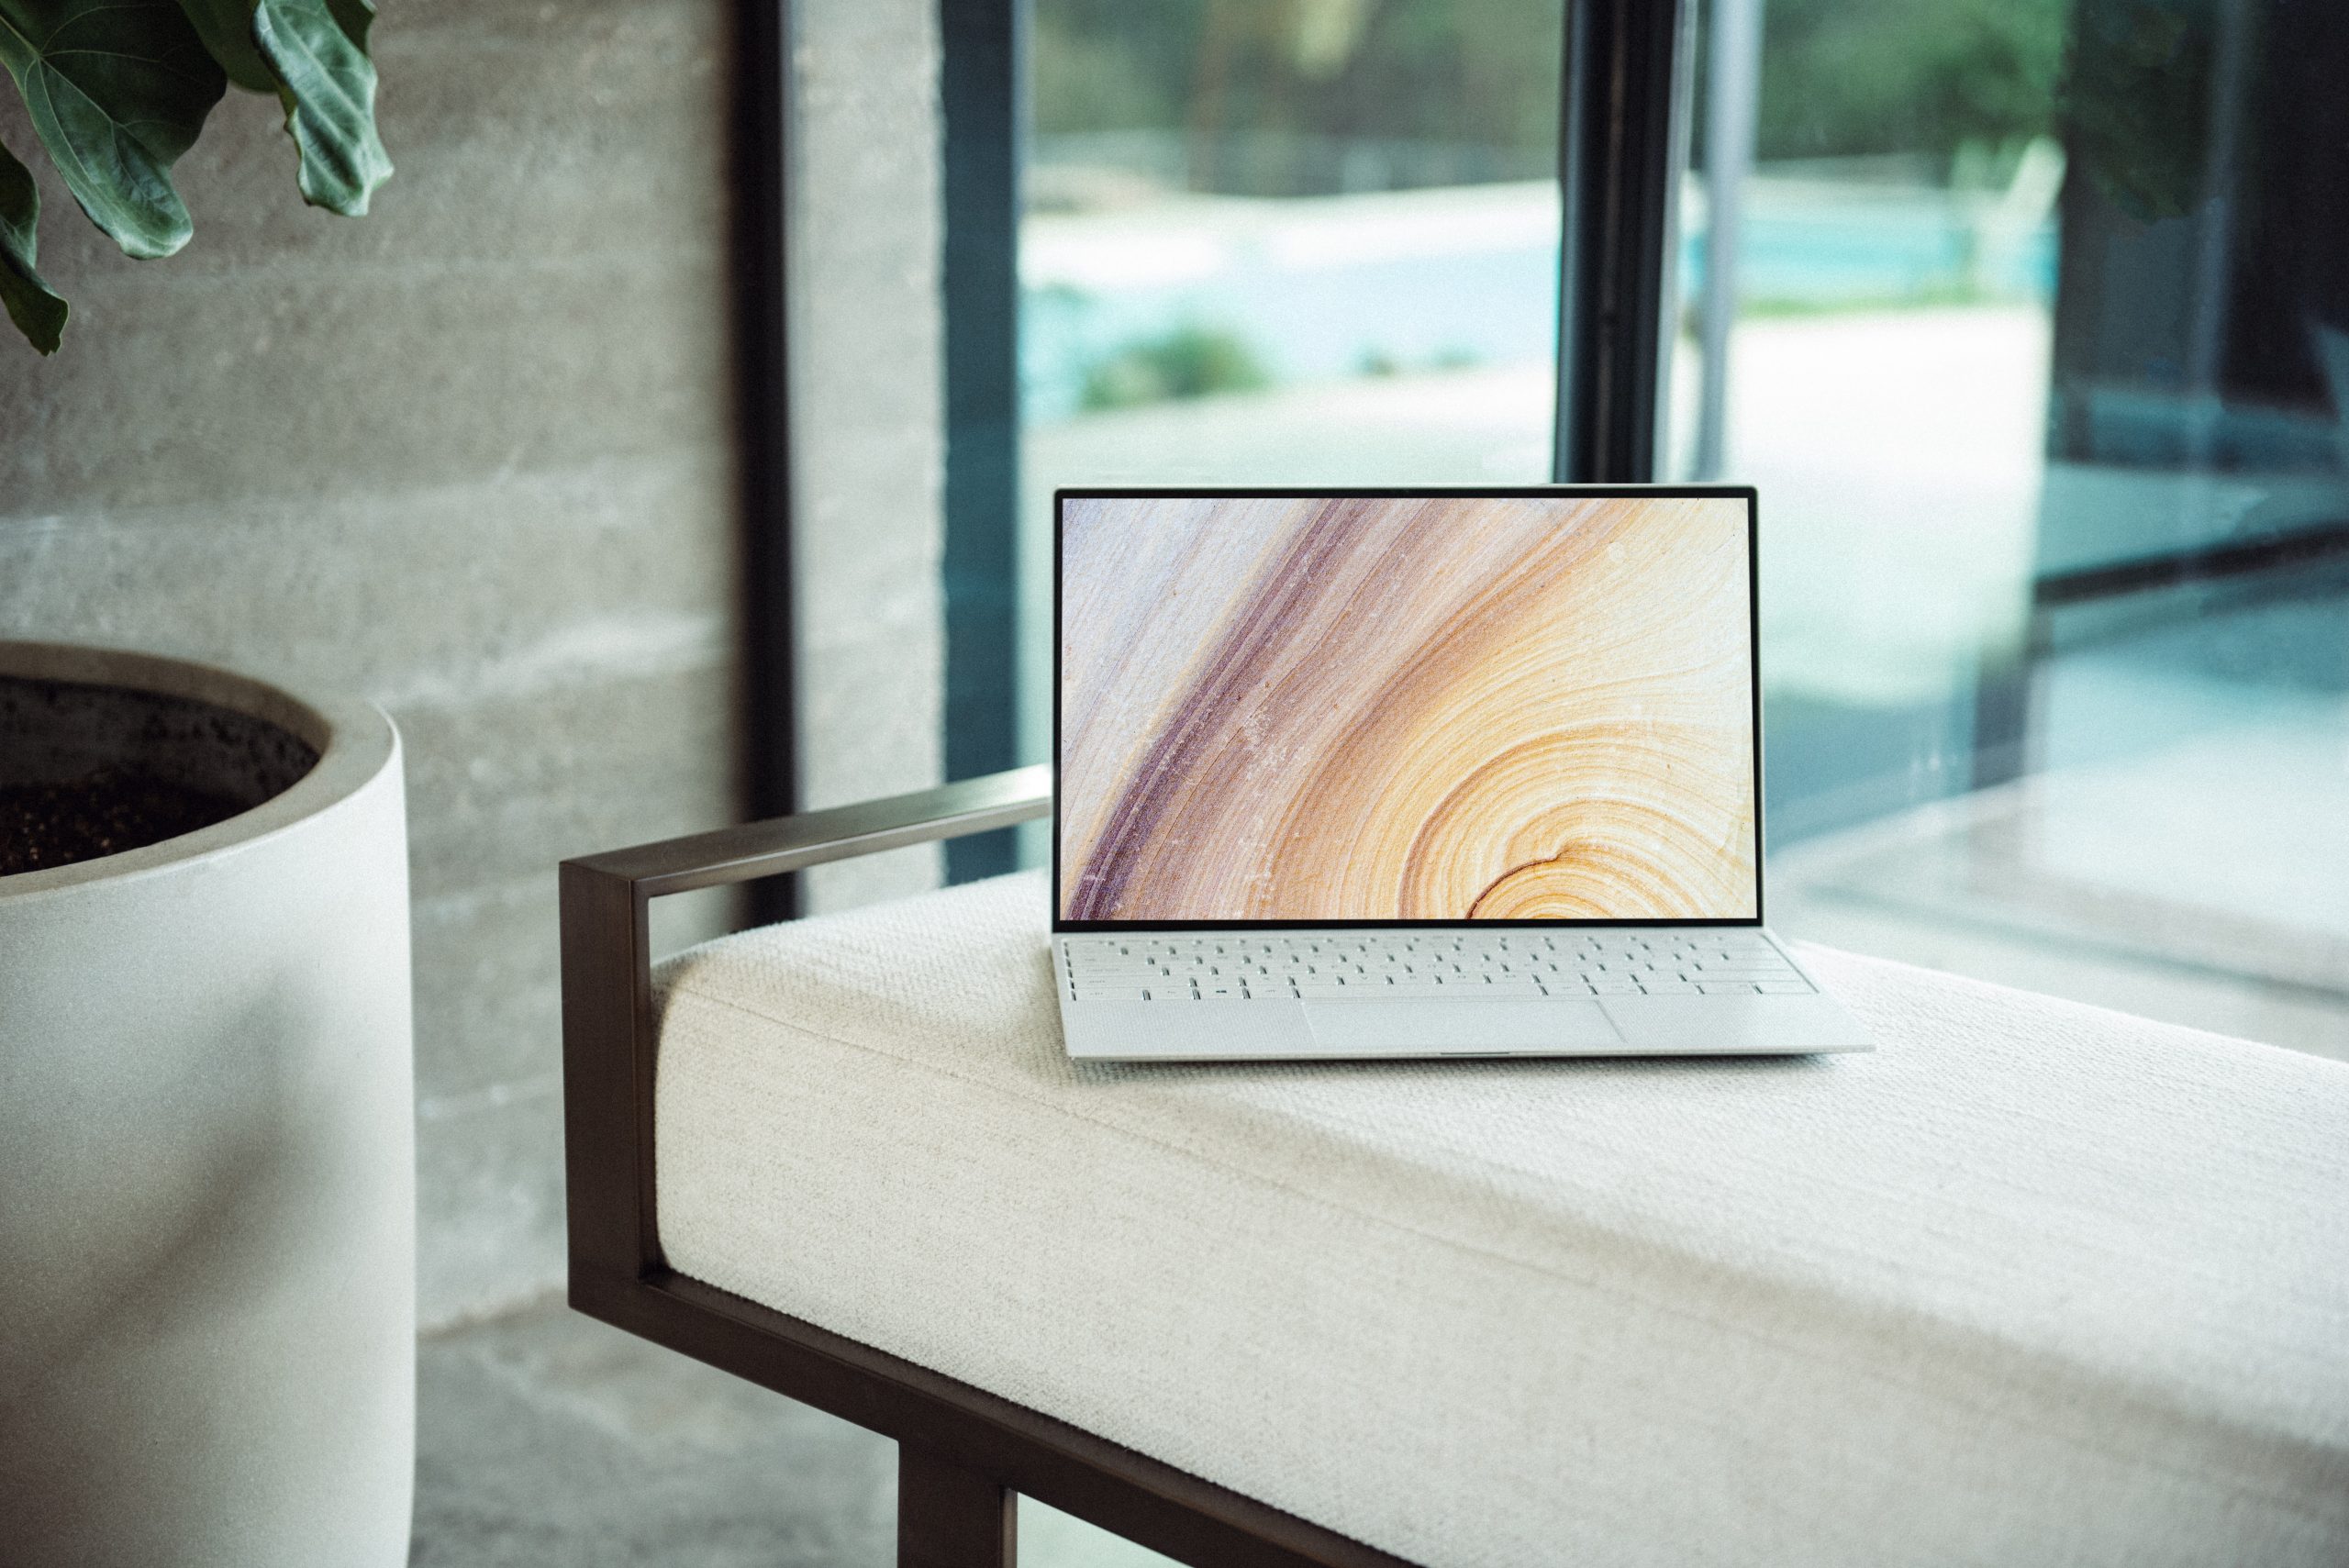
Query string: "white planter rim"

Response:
xmin=0 ymin=640 xmax=398 ymax=903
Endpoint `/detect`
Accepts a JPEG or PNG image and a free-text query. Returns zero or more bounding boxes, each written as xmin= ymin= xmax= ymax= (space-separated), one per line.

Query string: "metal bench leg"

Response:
xmin=898 ymin=1441 xmax=1016 ymax=1568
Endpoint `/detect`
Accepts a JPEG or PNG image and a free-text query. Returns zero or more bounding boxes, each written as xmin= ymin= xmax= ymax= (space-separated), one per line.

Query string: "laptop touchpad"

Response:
xmin=1304 ymin=1000 xmax=1622 ymax=1053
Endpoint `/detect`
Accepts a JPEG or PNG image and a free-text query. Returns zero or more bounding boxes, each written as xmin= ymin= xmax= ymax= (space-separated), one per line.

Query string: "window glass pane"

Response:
xmin=1017 ymin=1 xmax=1570 ymax=840
xmin=1671 ymin=0 xmax=2349 ymax=1054
xmin=1017 ymin=1496 xmax=1181 ymax=1566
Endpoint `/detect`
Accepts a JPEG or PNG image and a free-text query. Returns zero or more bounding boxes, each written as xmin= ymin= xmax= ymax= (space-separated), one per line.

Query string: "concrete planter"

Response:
xmin=0 ymin=642 xmax=414 ymax=1566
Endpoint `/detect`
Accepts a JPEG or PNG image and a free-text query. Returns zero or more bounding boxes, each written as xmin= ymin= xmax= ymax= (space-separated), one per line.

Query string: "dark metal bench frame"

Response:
xmin=559 ymin=764 xmax=1416 ymax=1568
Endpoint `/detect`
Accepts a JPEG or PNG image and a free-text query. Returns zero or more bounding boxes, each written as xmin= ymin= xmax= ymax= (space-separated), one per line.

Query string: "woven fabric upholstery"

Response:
xmin=653 ymin=871 xmax=2349 ymax=1568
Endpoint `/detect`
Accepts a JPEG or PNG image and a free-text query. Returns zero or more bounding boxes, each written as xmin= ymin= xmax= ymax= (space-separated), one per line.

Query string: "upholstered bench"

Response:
xmin=561 ymin=769 xmax=2349 ymax=1568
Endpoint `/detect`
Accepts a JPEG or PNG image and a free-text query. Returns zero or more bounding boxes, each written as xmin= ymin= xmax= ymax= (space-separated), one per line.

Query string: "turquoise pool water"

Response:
xmin=1021 ymin=197 xmax=2056 ymax=422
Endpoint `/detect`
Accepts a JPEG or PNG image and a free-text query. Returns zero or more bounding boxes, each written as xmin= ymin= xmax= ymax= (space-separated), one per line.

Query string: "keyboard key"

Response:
xmin=1063 ymin=932 xmax=1800 ymax=1004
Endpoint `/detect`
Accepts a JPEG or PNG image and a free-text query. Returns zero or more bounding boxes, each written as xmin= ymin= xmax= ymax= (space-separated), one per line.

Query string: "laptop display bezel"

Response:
xmin=1051 ymin=484 xmax=1765 ymax=933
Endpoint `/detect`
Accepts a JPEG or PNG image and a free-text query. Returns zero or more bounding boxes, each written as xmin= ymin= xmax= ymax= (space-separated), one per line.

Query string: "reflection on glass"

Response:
xmin=1675 ymin=0 xmax=2349 ymax=1055
xmin=1018 ymin=0 xmax=1569 ymax=817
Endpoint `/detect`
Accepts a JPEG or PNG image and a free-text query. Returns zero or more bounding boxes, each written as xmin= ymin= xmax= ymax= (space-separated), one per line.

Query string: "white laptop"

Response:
xmin=1050 ymin=486 xmax=1874 ymax=1062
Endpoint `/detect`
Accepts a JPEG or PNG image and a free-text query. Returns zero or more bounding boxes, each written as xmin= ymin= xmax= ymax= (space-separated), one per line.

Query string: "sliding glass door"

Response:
xmin=1668 ymin=0 xmax=2348 ymax=1051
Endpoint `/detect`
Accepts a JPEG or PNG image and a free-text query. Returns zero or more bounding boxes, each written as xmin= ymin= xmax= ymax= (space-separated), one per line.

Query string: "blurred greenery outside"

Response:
xmin=1036 ymin=0 xmax=2084 ymax=409
xmin=1036 ymin=0 xmax=2071 ymax=173
xmin=1078 ymin=323 xmax=1271 ymax=410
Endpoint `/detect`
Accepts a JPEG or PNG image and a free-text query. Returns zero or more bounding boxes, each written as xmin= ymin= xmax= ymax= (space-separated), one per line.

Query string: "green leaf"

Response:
xmin=253 ymin=0 xmax=388 ymax=216
xmin=0 ymin=0 xmax=226 ymax=259
xmin=0 ymin=132 xmax=67 ymax=352
xmin=175 ymin=0 xmax=275 ymax=91
xmin=173 ymin=0 xmax=390 ymax=216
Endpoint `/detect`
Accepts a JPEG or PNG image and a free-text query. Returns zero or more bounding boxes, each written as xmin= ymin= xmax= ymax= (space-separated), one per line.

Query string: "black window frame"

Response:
xmin=735 ymin=0 xmax=800 ymax=923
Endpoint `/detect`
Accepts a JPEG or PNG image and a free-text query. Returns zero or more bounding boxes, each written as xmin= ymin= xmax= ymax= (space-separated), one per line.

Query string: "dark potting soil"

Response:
xmin=0 ymin=766 xmax=249 ymax=876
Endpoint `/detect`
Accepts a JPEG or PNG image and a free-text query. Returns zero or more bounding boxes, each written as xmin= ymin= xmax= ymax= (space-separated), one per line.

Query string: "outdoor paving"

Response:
xmin=411 ymin=1296 xmax=1171 ymax=1567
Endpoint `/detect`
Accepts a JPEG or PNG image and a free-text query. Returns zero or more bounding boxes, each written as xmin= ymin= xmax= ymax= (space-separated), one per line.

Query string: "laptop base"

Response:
xmin=1053 ymin=929 xmax=1874 ymax=1062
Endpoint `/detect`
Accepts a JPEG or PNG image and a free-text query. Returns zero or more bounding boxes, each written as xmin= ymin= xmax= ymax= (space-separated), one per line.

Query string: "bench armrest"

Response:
xmin=564 ymin=762 xmax=1054 ymax=896
xmin=559 ymin=764 xmax=1052 ymax=1283
xmin=557 ymin=762 xmax=1419 ymax=1566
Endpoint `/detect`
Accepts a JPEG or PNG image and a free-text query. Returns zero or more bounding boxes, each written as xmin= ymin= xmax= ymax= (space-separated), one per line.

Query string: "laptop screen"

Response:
xmin=1055 ymin=489 xmax=1760 ymax=928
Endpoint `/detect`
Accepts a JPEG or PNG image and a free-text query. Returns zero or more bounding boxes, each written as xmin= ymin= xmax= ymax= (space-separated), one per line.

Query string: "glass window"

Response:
xmin=949 ymin=0 xmax=2346 ymax=1055
xmin=1017 ymin=0 xmax=1570 ymax=840
xmin=1672 ymin=0 xmax=2349 ymax=1055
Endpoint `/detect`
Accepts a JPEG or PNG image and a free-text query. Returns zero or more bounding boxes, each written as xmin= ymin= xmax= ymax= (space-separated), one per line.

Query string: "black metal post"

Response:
xmin=1554 ymin=0 xmax=1694 ymax=483
xmin=898 ymin=1443 xmax=1017 ymax=1568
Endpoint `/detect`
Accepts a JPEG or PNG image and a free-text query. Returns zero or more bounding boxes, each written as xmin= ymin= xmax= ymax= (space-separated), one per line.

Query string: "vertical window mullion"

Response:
xmin=940 ymin=0 xmax=1026 ymax=883
xmin=739 ymin=0 xmax=800 ymax=924
xmin=1553 ymin=0 xmax=1694 ymax=484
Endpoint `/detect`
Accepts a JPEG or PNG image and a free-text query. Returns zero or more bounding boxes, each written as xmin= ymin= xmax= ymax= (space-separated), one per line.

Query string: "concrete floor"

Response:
xmin=411 ymin=1296 xmax=1174 ymax=1567
xmin=410 ymin=1299 xmax=892 ymax=1567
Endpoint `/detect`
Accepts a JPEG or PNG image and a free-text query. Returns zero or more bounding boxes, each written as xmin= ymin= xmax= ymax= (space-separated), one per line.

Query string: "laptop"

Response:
xmin=1050 ymin=486 xmax=1874 ymax=1062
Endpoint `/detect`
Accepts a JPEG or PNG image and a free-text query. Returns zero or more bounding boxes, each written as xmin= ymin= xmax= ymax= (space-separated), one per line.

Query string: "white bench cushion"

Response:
xmin=653 ymin=871 xmax=2349 ymax=1567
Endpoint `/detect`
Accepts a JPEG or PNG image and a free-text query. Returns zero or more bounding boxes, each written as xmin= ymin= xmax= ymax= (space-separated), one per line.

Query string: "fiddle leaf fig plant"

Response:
xmin=0 ymin=0 xmax=387 ymax=355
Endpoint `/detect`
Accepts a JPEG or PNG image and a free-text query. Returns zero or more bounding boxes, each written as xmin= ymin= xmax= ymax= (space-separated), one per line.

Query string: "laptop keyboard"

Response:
xmin=1061 ymin=930 xmax=1812 ymax=1002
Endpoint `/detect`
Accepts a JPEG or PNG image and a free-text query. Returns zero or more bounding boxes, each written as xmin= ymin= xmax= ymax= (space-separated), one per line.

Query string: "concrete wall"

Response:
xmin=791 ymin=0 xmax=947 ymax=913
xmin=0 ymin=0 xmax=945 ymax=1326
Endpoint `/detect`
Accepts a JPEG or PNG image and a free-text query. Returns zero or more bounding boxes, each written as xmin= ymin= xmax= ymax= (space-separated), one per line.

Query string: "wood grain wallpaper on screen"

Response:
xmin=1059 ymin=495 xmax=1756 ymax=922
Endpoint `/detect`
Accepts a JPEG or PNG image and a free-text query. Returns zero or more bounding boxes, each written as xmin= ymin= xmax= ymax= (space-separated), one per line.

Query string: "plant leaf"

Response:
xmin=252 ymin=0 xmax=388 ymax=216
xmin=175 ymin=0 xmax=275 ymax=91
xmin=0 ymin=132 xmax=67 ymax=352
xmin=0 ymin=0 xmax=225 ymax=259
xmin=174 ymin=0 xmax=390 ymax=216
